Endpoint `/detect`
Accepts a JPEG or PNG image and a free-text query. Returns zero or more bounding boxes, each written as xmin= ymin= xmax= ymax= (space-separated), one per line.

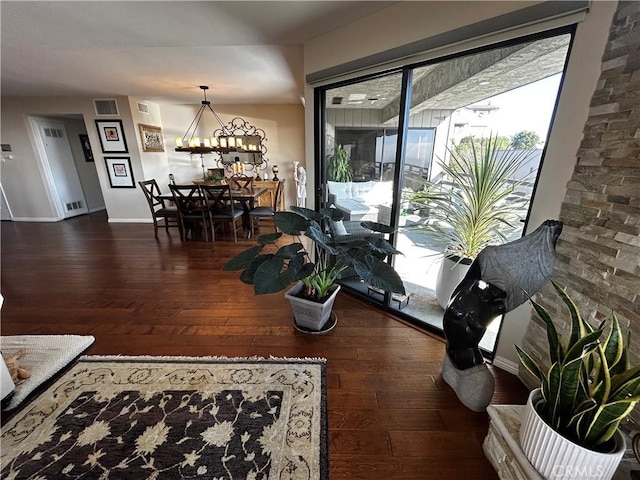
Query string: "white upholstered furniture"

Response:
xmin=327 ymin=180 xmax=392 ymax=222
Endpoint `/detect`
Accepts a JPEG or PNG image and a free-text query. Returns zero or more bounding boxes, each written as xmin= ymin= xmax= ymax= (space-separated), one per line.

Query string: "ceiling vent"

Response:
xmin=93 ymin=99 xmax=119 ymax=116
xmin=331 ymin=97 xmax=343 ymax=105
xmin=137 ymin=102 xmax=150 ymax=114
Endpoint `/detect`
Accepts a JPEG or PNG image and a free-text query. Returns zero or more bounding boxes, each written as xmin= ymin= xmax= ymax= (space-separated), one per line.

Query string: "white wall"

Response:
xmin=1 ymin=97 xmax=304 ymax=221
xmin=128 ymin=97 xmax=172 ymax=192
xmin=0 ymin=96 xmax=149 ymax=222
xmin=303 ymin=0 xmax=618 ymax=369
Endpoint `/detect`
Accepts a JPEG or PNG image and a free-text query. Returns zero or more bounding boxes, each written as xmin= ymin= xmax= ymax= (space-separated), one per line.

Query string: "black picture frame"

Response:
xmin=95 ymin=119 xmax=128 ymax=153
xmin=104 ymin=157 xmax=135 ymax=188
xmin=79 ymin=134 xmax=94 ymax=162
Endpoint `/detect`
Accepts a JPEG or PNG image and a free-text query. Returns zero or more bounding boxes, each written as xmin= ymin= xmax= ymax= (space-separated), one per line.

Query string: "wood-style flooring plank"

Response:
xmin=0 ymin=212 xmax=529 ymax=479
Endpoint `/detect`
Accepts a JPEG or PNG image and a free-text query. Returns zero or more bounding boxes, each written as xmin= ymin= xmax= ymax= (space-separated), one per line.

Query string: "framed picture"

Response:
xmin=79 ymin=134 xmax=94 ymax=162
xmin=138 ymin=123 xmax=165 ymax=152
xmin=95 ymin=120 xmax=128 ymax=153
xmin=104 ymin=157 xmax=135 ymax=188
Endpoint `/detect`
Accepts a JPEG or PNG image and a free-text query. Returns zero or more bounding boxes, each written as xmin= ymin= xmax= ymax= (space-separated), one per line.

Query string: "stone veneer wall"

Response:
xmin=518 ymin=1 xmax=640 ymax=422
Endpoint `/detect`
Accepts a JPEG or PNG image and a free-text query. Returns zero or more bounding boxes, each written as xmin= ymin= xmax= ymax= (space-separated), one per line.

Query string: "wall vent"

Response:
xmin=137 ymin=102 xmax=150 ymax=114
xmin=93 ymin=99 xmax=119 ymax=116
xmin=66 ymin=200 xmax=83 ymax=211
xmin=331 ymin=97 xmax=343 ymax=105
xmin=44 ymin=128 xmax=64 ymax=138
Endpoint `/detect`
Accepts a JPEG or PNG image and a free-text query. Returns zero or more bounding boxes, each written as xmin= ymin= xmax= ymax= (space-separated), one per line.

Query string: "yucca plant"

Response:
xmin=422 ymin=134 xmax=534 ymax=260
xmin=516 ymin=281 xmax=640 ymax=450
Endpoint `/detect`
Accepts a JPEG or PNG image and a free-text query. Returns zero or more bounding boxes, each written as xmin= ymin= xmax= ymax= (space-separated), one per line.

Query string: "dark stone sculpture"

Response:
xmin=442 ymin=220 xmax=563 ymax=411
xmin=444 ymin=279 xmax=507 ymax=370
xmin=452 ymin=219 xmax=564 ymax=315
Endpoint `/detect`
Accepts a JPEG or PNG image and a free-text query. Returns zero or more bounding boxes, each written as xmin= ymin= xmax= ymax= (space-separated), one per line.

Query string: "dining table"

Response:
xmin=160 ymin=183 xmax=267 ymax=239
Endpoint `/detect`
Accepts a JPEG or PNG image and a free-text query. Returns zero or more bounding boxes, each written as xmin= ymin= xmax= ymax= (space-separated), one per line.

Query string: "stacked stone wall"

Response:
xmin=518 ymin=1 xmax=640 ymax=422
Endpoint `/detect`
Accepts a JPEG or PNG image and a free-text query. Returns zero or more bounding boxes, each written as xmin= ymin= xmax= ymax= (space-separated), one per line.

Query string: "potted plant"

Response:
xmin=223 ymin=206 xmax=405 ymax=332
xmin=327 ymin=144 xmax=353 ymax=182
xmin=515 ymin=281 xmax=640 ymax=480
xmin=421 ymin=134 xmax=534 ymax=308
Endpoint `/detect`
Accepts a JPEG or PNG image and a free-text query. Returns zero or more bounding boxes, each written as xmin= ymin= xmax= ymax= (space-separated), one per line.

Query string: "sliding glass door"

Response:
xmin=317 ymin=28 xmax=573 ymax=356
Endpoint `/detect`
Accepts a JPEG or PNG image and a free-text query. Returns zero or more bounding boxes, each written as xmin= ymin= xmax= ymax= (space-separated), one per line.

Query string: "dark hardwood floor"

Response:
xmin=0 ymin=211 xmax=528 ymax=479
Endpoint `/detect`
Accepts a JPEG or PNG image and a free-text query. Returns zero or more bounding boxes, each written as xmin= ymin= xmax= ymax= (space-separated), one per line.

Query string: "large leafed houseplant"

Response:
xmin=422 ymin=134 xmax=534 ymax=307
xmin=224 ymin=206 xmax=405 ymax=331
xmin=515 ymin=281 xmax=640 ymax=480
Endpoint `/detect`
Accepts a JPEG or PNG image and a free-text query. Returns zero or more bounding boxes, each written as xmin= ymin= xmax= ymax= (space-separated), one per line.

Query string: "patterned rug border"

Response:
xmin=80 ymin=354 xmax=328 ymax=364
xmin=3 ymin=354 xmax=329 ymax=479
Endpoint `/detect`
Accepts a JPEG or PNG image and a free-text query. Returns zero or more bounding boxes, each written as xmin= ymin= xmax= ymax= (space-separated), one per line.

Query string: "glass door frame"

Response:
xmin=313 ymin=24 xmax=577 ymax=359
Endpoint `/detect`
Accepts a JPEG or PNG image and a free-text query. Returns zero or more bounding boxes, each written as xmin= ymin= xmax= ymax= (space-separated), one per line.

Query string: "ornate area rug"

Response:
xmin=1 ymin=355 xmax=328 ymax=480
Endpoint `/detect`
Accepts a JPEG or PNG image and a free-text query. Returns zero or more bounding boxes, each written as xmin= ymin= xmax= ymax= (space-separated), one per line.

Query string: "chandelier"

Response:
xmin=175 ymin=85 xmax=262 ymax=155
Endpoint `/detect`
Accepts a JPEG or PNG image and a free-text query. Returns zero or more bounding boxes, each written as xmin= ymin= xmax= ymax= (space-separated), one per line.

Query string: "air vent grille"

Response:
xmin=137 ymin=102 xmax=150 ymax=114
xmin=65 ymin=200 xmax=83 ymax=211
xmin=44 ymin=128 xmax=64 ymax=138
xmin=93 ymin=99 xmax=119 ymax=116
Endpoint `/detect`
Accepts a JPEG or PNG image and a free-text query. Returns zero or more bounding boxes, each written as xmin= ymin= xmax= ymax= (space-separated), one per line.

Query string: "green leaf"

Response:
xmin=253 ymin=257 xmax=294 ymax=294
xmin=552 ymin=281 xmax=591 ymax=346
xmin=306 ymin=225 xmax=338 ymax=255
xmin=274 ymin=211 xmax=310 ymax=236
xmin=291 ymin=206 xmax=323 ymax=221
xmin=353 ymin=255 xmax=405 ymax=295
xmin=514 ymin=345 xmax=543 ymax=382
xmin=557 ymin=354 xmax=594 ymax=424
xmin=360 ymin=221 xmax=394 ymax=234
xmin=367 ymin=237 xmax=402 ymax=256
xmin=319 ymin=206 xmax=344 ymax=222
xmin=295 ymin=262 xmax=316 ymax=281
xmin=275 ymin=243 xmax=305 ymax=259
xmin=610 ymin=366 xmax=640 ymax=398
xmin=239 ymin=254 xmax=273 ymax=284
xmin=584 ymin=398 xmax=640 ymax=445
xmin=545 ymin=362 xmax=562 ymax=430
xmin=531 ymin=298 xmax=565 ymax=365
xmin=257 ymin=232 xmax=282 ymax=245
xmin=223 ymin=245 xmax=264 ymax=271
xmin=603 ymin=314 xmax=626 ymax=376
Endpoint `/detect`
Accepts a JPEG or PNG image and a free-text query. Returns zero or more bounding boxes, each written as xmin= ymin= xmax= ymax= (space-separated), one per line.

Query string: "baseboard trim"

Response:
xmin=107 ymin=218 xmax=151 ymax=224
xmin=10 ymin=217 xmax=61 ymax=222
xmin=491 ymin=356 xmax=520 ymax=375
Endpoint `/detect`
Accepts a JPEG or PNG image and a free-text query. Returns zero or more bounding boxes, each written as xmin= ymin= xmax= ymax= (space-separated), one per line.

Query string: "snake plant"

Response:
xmin=516 ymin=281 xmax=640 ymax=450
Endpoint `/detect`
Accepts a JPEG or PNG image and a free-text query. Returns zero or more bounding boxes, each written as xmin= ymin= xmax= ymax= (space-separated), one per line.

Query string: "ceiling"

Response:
xmin=1 ymin=1 xmax=394 ymax=105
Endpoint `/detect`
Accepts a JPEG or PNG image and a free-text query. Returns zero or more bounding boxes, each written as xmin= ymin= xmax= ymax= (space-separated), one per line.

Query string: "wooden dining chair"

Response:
xmin=138 ymin=179 xmax=179 ymax=237
xmin=227 ymin=175 xmax=254 ymax=191
xmin=248 ymin=180 xmax=283 ymax=234
xmin=200 ymin=184 xmax=244 ymax=243
xmin=169 ymin=184 xmax=208 ymax=241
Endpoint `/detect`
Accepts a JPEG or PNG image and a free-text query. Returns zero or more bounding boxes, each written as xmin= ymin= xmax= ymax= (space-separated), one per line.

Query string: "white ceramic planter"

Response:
xmin=285 ymin=282 xmax=340 ymax=331
xmin=435 ymin=255 xmax=472 ymax=309
xmin=520 ymin=389 xmax=625 ymax=480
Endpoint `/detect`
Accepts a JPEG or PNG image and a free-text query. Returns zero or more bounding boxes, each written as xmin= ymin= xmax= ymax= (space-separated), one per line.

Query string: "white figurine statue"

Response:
xmin=293 ymin=162 xmax=306 ymax=208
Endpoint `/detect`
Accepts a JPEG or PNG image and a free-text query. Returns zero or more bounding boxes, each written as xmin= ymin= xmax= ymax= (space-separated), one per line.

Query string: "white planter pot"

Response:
xmin=285 ymin=281 xmax=340 ymax=331
xmin=435 ymin=255 xmax=472 ymax=309
xmin=520 ymin=389 xmax=625 ymax=480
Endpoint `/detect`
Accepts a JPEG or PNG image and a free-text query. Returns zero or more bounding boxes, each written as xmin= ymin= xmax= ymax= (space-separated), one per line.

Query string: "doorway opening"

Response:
xmin=30 ymin=114 xmax=105 ymax=220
